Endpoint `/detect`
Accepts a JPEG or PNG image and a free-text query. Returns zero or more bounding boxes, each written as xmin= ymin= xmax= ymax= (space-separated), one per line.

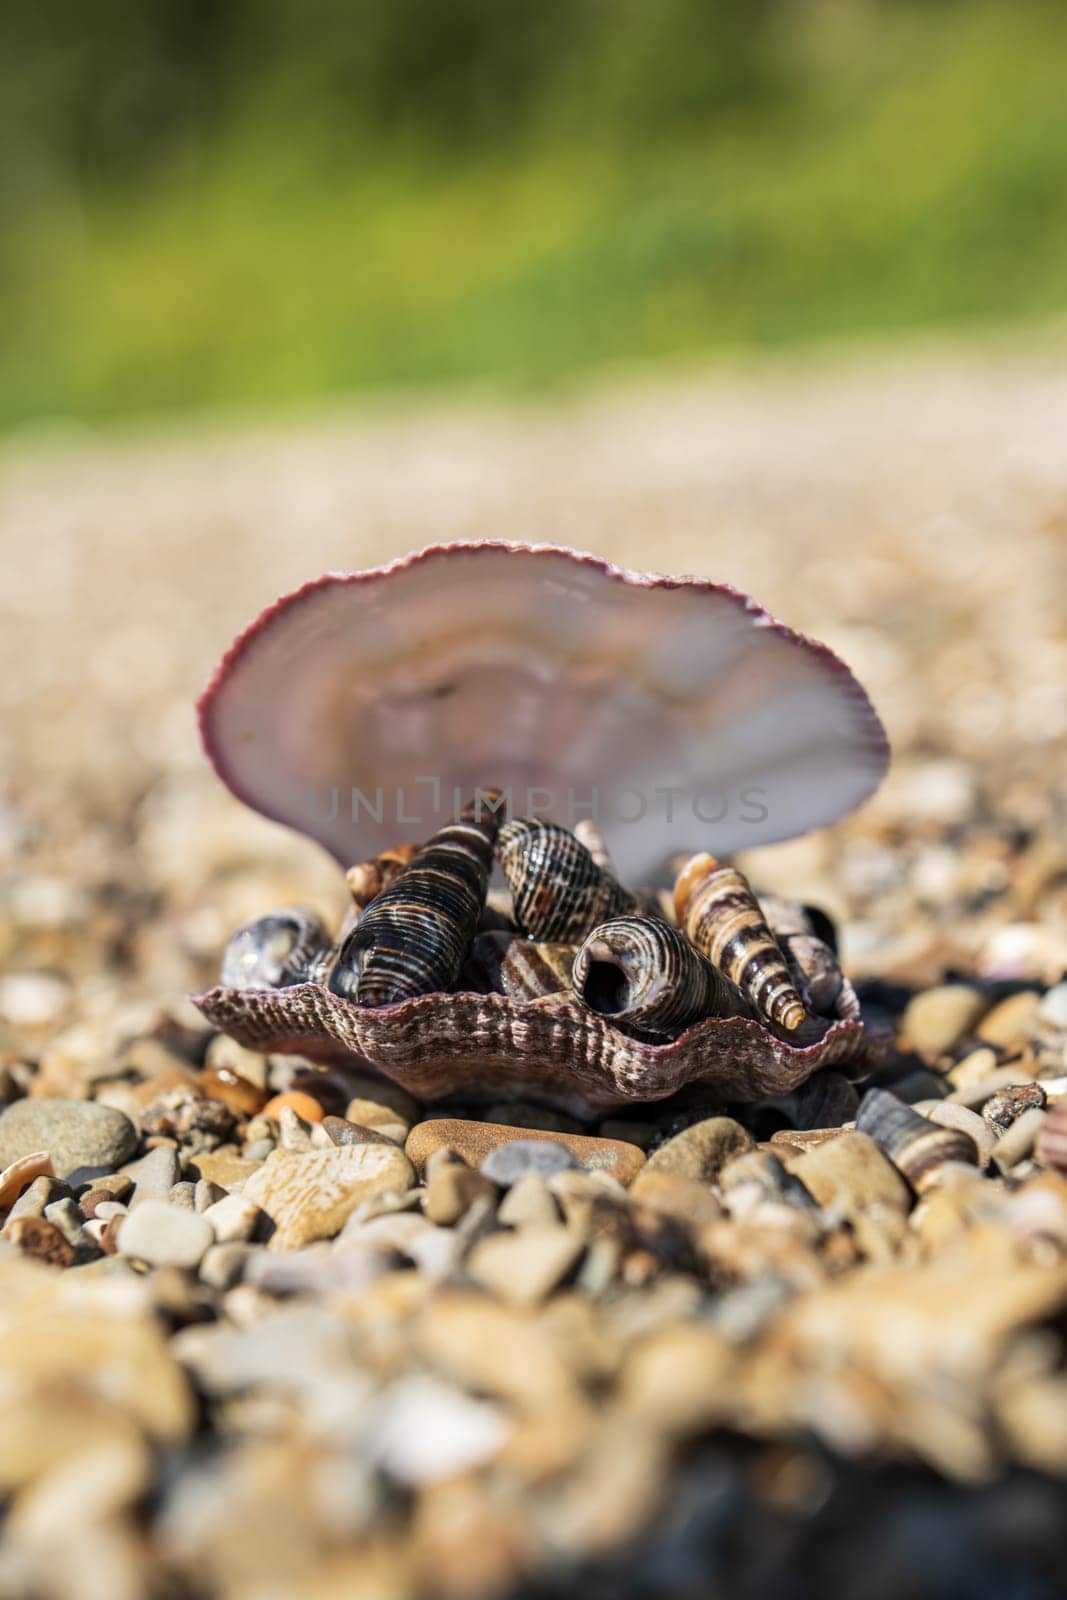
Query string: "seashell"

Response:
xmin=197 ymin=542 xmax=888 ymax=883
xmin=572 ymin=916 xmax=750 ymax=1039
xmin=460 ymin=932 xmax=577 ymax=1003
xmin=219 ymin=909 xmax=333 ymax=990
xmin=673 ymin=854 xmax=814 ymax=1038
xmin=346 ymin=843 xmax=420 ymax=909
xmin=496 ymin=818 xmax=636 ymax=942
xmin=329 ymin=796 xmax=499 ymax=1006
xmin=855 ymin=1087 xmax=978 ymax=1193
xmin=573 ymin=818 xmax=615 ymax=872
xmin=194 ymin=979 xmax=876 ymax=1118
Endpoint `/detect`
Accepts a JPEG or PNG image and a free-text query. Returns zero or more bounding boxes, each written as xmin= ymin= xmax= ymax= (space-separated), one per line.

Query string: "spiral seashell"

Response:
xmin=856 ymin=1087 xmax=978 ymax=1193
xmin=461 ymin=932 xmax=577 ymax=1002
xmin=673 ymin=853 xmax=813 ymax=1038
xmin=572 ymin=915 xmax=750 ymax=1039
xmin=345 ymin=843 xmax=421 ymax=909
xmin=497 ymin=818 xmax=636 ymax=943
xmin=330 ymin=795 xmax=500 ymax=1006
xmin=220 ymin=909 xmax=333 ymax=990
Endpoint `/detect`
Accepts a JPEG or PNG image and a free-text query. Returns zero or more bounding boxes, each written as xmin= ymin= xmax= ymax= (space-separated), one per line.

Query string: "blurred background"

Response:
xmin=0 ymin=0 xmax=1065 ymax=1025
xmin=4 ymin=0 xmax=1067 ymax=428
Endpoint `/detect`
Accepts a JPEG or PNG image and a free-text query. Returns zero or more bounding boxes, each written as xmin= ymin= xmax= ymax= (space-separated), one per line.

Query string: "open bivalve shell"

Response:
xmin=195 ymin=542 xmax=887 ymax=1113
xmin=194 ymin=982 xmax=875 ymax=1117
xmin=198 ymin=541 xmax=888 ymax=882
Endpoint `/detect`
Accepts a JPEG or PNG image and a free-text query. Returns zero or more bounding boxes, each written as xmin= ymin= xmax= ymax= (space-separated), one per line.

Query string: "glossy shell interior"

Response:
xmin=193 ymin=982 xmax=877 ymax=1118
xmin=198 ymin=542 xmax=889 ymax=883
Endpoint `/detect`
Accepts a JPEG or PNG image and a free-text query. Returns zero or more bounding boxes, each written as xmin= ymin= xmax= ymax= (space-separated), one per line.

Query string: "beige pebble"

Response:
xmin=785 ymin=1130 xmax=911 ymax=1213
xmin=242 ymin=1143 xmax=415 ymax=1249
xmin=467 ymin=1225 xmax=585 ymax=1308
xmin=424 ymin=1158 xmax=496 ymax=1226
xmin=994 ymin=1107 xmax=1048 ymax=1172
xmin=405 ymin=1119 xmax=645 ymax=1186
xmin=976 ymin=990 xmax=1042 ymax=1048
xmin=497 ymin=1173 xmax=560 ymax=1229
xmin=643 ymin=1117 xmax=754 ymax=1183
xmin=902 ymin=984 xmax=988 ymax=1055
xmin=911 ymin=1101 xmax=996 ymax=1166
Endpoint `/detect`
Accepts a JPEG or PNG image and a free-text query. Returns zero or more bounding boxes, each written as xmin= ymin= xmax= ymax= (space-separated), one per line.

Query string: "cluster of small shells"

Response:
xmin=220 ymin=798 xmax=856 ymax=1048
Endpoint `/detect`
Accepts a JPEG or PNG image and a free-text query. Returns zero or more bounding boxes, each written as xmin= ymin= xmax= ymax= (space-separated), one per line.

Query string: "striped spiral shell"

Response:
xmin=461 ymin=932 xmax=577 ymax=1002
xmin=856 ymin=1088 xmax=978 ymax=1193
xmin=345 ymin=843 xmax=420 ymax=909
xmin=329 ymin=795 xmax=500 ymax=1006
xmin=220 ymin=908 xmax=332 ymax=991
xmin=673 ymin=853 xmax=812 ymax=1038
xmin=496 ymin=818 xmax=636 ymax=942
xmin=572 ymin=915 xmax=750 ymax=1039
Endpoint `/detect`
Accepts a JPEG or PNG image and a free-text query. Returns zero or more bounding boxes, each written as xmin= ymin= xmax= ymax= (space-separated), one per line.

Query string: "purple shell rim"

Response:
xmin=197 ymin=539 xmax=891 ymax=848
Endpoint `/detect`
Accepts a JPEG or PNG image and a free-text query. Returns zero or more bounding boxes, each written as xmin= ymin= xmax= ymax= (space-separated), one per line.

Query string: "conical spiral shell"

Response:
xmin=345 ymin=843 xmax=420 ymax=909
xmin=856 ymin=1088 xmax=978 ymax=1193
xmin=220 ymin=909 xmax=332 ymax=991
xmin=673 ymin=853 xmax=812 ymax=1037
xmin=496 ymin=819 xmax=636 ymax=943
xmin=572 ymin=915 xmax=750 ymax=1039
xmin=330 ymin=795 xmax=500 ymax=1006
xmin=462 ymin=932 xmax=577 ymax=1002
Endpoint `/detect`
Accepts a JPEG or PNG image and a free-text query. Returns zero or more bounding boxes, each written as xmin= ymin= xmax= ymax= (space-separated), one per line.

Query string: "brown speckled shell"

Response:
xmin=193 ymin=982 xmax=877 ymax=1117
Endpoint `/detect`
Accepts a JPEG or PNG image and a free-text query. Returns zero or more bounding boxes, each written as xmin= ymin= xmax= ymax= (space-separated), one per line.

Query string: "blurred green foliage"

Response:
xmin=2 ymin=0 xmax=1067 ymax=426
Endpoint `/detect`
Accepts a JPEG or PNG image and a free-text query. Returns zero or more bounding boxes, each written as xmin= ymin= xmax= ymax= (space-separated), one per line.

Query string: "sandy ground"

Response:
xmin=2 ymin=339 xmax=1064 ymax=983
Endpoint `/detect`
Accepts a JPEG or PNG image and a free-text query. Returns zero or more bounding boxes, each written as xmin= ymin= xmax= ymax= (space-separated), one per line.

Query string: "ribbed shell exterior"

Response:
xmin=573 ymin=915 xmax=750 ymax=1038
xmin=461 ymin=932 xmax=577 ymax=1002
xmin=330 ymin=800 xmax=498 ymax=1006
xmin=219 ymin=909 xmax=333 ymax=991
xmin=497 ymin=819 xmax=636 ymax=942
xmin=194 ymin=981 xmax=877 ymax=1117
xmin=674 ymin=853 xmax=812 ymax=1037
xmin=857 ymin=1088 xmax=979 ymax=1192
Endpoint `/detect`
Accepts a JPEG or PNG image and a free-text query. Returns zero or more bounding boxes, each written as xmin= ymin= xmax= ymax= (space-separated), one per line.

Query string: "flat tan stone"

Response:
xmin=405 ymin=1120 xmax=645 ymax=1186
xmin=243 ymin=1143 xmax=415 ymax=1249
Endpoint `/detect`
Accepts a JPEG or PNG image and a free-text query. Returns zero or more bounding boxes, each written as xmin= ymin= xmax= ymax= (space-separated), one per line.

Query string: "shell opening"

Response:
xmin=580 ymin=940 xmax=633 ymax=1016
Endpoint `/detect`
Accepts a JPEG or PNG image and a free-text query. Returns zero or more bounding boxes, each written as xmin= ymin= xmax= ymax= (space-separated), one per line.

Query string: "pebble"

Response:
xmin=122 ymin=1144 xmax=181 ymax=1205
xmin=497 ymin=1173 xmax=560 ymax=1229
xmin=343 ymin=1098 xmax=409 ymax=1143
xmin=321 ymin=1114 xmax=399 ymax=1149
xmin=628 ymin=1169 xmax=724 ymax=1230
xmin=8 ymin=1173 xmax=63 ymax=1221
xmin=481 ymin=1140 xmax=580 ymax=1187
xmin=424 ymin=1157 xmax=497 ymax=1225
xmin=0 ymin=973 xmax=70 ymax=1028
xmin=993 ymin=1107 xmax=1048 ymax=1171
xmin=118 ymin=1200 xmax=214 ymax=1269
xmin=1037 ymin=982 xmax=1067 ymax=1029
xmin=2 ymin=1214 xmax=75 ymax=1266
xmin=0 ymin=1150 xmax=53 ymax=1211
xmin=369 ymin=1376 xmax=509 ymax=1486
xmin=1036 ymin=1101 xmax=1067 ymax=1174
xmin=198 ymin=1064 xmax=267 ymax=1117
xmin=643 ymin=1117 xmax=754 ymax=1183
xmin=242 ymin=1143 xmax=415 ymax=1249
xmin=976 ymin=989 xmax=1042 ymax=1047
xmin=620 ymin=1323 xmax=733 ymax=1434
xmin=901 ymin=983 xmax=988 ymax=1055
xmin=983 ymin=1082 xmax=1046 ymax=1133
xmin=785 ymin=1130 xmax=911 ymax=1212
xmin=261 ymin=1090 xmax=325 ymax=1123
xmin=201 ymin=1192 xmax=263 ymax=1242
xmin=198 ymin=1241 xmax=253 ymax=1290
xmin=467 ymin=1225 xmax=586 ymax=1308
xmin=0 ymin=1099 xmax=137 ymax=1179
xmin=911 ymin=1100 xmax=997 ymax=1166
xmin=406 ymin=1120 xmax=646 ymax=1186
